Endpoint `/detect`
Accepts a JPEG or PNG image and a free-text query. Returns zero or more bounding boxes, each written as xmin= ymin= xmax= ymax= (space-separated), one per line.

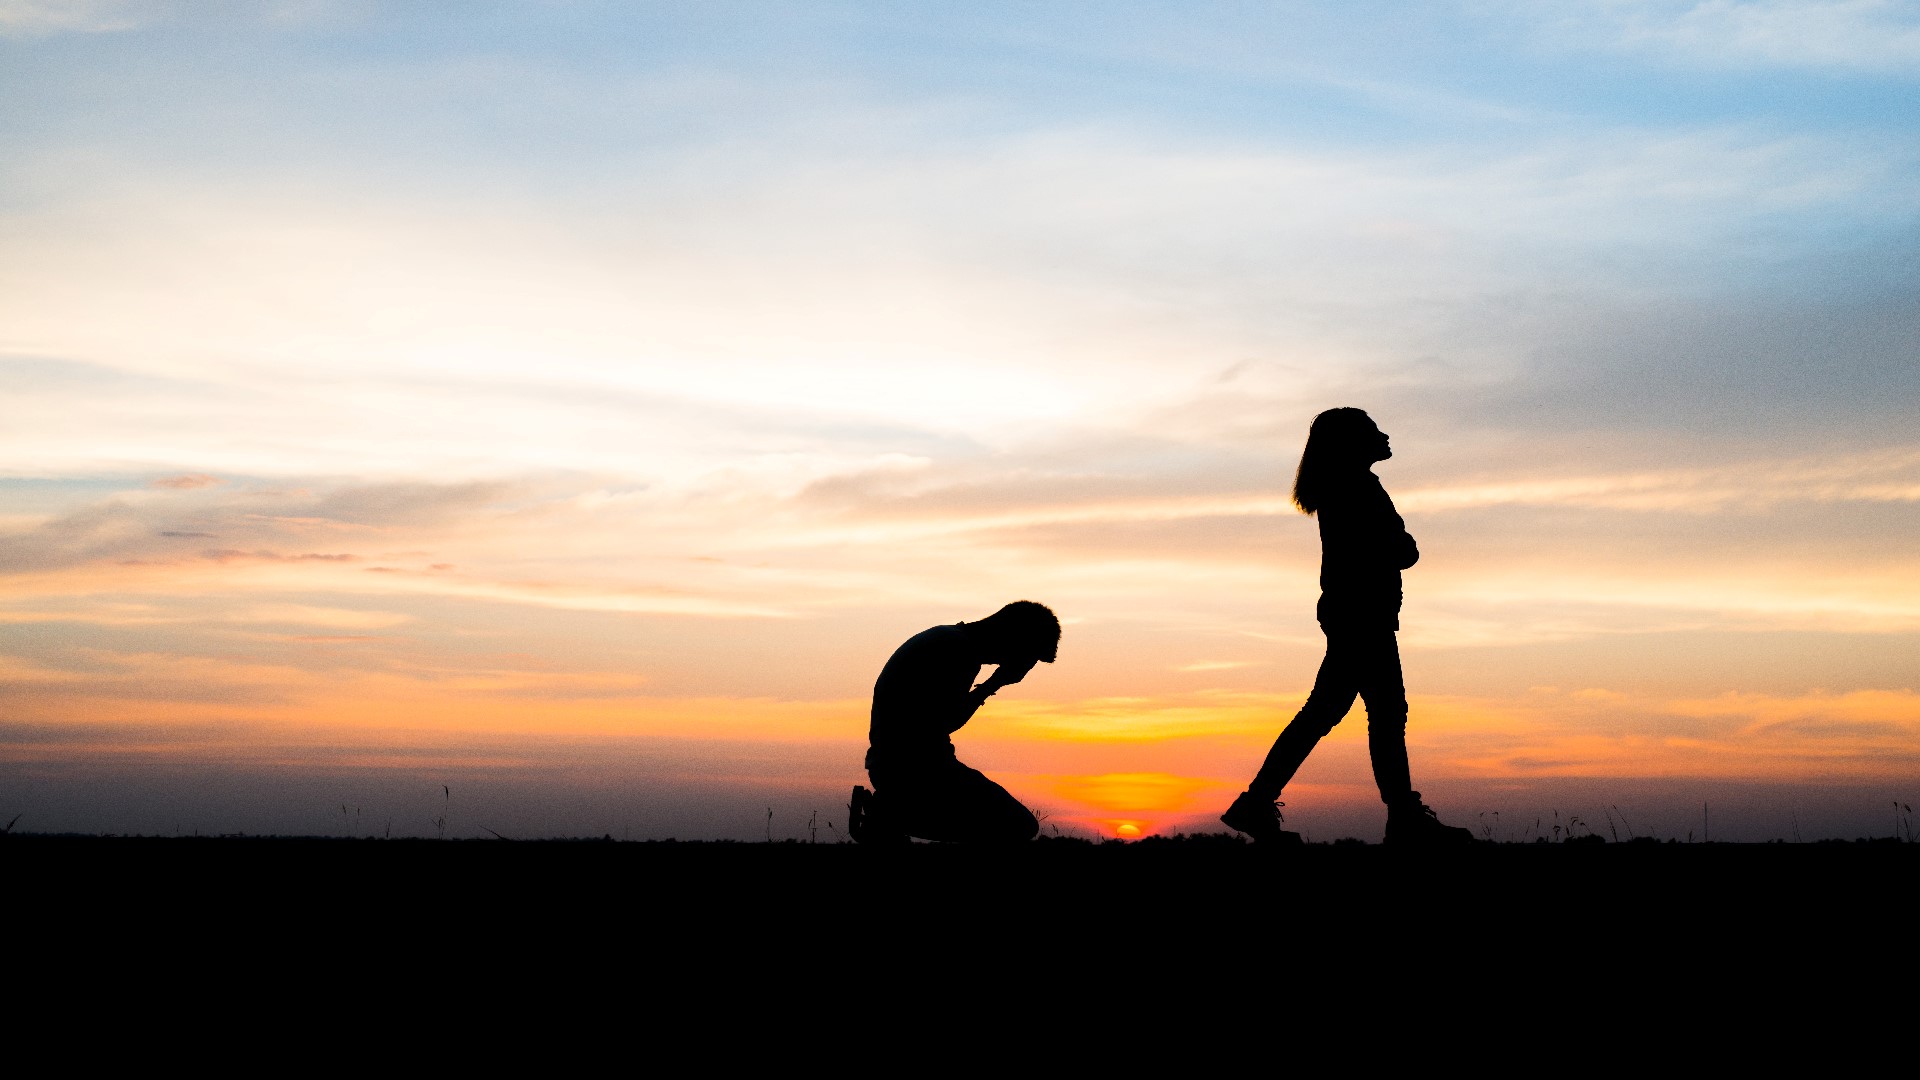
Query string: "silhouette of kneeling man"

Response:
xmin=850 ymin=601 xmax=1059 ymax=844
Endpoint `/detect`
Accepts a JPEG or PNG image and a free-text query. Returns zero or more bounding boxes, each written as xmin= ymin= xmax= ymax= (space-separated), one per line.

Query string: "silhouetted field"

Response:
xmin=11 ymin=831 xmax=1901 ymax=1018
xmin=12 ymin=830 xmax=1908 ymax=925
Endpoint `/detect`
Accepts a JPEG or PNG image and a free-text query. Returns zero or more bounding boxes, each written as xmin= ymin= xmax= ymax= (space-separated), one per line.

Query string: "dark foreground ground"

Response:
xmin=11 ymin=832 xmax=1912 ymax=1051
xmin=14 ymin=830 xmax=1910 ymax=931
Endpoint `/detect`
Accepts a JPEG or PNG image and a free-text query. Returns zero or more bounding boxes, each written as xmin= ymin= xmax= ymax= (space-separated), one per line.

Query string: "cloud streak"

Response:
xmin=1528 ymin=0 xmax=1920 ymax=73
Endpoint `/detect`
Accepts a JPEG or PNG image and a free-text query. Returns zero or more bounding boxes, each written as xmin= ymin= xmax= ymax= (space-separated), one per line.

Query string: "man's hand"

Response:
xmin=974 ymin=657 xmax=1039 ymax=698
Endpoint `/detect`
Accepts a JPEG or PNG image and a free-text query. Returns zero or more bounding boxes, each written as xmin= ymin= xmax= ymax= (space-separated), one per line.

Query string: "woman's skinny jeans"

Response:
xmin=1250 ymin=622 xmax=1414 ymax=805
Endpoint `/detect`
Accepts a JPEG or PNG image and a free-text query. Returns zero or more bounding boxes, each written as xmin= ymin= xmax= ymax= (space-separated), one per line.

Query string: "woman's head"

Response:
xmin=1292 ymin=407 xmax=1390 ymax=514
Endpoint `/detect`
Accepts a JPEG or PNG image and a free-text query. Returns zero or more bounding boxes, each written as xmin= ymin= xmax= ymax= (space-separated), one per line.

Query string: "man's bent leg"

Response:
xmin=951 ymin=760 xmax=1039 ymax=843
xmin=886 ymin=758 xmax=1036 ymax=843
xmin=849 ymin=784 xmax=909 ymax=845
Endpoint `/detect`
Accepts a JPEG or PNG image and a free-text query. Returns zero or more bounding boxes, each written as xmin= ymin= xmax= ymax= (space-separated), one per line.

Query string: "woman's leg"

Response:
xmin=1352 ymin=629 xmax=1413 ymax=804
xmin=1354 ymin=634 xmax=1473 ymax=843
xmin=1247 ymin=632 xmax=1362 ymax=801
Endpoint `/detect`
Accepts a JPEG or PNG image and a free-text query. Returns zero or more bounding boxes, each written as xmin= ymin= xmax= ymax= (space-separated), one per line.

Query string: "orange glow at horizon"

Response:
xmin=8 ymin=624 xmax=1920 ymax=833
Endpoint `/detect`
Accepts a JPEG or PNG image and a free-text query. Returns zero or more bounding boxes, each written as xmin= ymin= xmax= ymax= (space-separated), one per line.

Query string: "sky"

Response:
xmin=3 ymin=1 xmax=1917 ymax=842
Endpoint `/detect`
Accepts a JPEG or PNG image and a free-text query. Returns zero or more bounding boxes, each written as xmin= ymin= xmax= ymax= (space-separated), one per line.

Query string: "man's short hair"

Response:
xmin=980 ymin=600 xmax=1060 ymax=659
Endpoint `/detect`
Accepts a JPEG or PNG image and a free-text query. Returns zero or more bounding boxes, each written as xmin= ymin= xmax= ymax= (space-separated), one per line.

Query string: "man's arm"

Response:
xmin=969 ymin=657 xmax=1038 ymax=704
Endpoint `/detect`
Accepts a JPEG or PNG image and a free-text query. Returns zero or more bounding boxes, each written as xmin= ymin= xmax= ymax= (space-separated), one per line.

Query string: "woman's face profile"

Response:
xmin=1367 ymin=421 xmax=1392 ymax=462
xmin=1334 ymin=413 xmax=1390 ymax=463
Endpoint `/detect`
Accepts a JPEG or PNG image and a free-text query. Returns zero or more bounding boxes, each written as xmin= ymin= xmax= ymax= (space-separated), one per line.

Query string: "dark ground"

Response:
xmin=10 ymin=832 xmax=1909 ymax=1052
xmin=13 ymin=830 xmax=1908 ymax=932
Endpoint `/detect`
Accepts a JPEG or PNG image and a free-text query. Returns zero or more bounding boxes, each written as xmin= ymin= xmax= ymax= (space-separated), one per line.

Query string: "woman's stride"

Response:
xmin=1222 ymin=408 xmax=1473 ymax=847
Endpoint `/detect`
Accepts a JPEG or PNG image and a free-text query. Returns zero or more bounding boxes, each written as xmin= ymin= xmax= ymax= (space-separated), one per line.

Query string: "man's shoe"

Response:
xmin=1384 ymin=792 xmax=1475 ymax=847
xmin=1221 ymin=791 xmax=1303 ymax=845
xmin=849 ymin=785 xmax=871 ymax=842
xmin=849 ymin=785 xmax=908 ymax=845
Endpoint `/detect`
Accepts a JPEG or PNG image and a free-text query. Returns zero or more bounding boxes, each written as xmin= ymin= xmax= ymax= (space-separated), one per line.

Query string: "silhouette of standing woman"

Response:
xmin=1222 ymin=408 xmax=1472 ymax=846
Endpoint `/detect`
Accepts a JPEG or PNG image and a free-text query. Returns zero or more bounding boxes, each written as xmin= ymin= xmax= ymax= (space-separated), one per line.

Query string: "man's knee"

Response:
xmin=1006 ymin=803 xmax=1039 ymax=843
xmin=963 ymin=772 xmax=1038 ymax=843
xmin=878 ymin=784 xmax=1036 ymax=844
xmin=964 ymin=805 xmax=1036 ymax=844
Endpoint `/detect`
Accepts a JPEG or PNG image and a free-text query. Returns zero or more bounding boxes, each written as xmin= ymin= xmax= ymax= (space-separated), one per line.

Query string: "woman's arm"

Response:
xmin=1320 ymin=475 xmax=1417 ymax=574
xmin=1392 ymin=521 xmax=1419 ymax=569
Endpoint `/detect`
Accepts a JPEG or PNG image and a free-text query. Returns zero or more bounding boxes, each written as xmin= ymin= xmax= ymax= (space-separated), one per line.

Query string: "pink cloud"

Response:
xmin=151 ymin=474 xmax=225 ymax=490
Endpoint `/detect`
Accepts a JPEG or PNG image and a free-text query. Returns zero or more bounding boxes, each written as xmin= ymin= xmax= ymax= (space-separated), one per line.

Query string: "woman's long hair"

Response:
xmin=1292 ymin=407 xmax=1375 ymax=515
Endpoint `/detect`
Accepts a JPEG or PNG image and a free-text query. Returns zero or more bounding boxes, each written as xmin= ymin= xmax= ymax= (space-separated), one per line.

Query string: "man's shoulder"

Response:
xmin=874 ymin=622 xmax=973 ymax=700
xmin=895 ymin=622 xmax=967 ymax=656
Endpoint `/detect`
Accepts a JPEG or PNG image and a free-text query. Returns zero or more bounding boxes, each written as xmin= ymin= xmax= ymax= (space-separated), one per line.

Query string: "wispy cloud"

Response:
xmin=1402 ymin=445 xmax=1920 ymax=514
xmin=150 ymin=474 xmax=223 ymax=490
xmin=198 ymin=548 xmax=358 ymax=565
xmin=0 ymin=0 xmax=151 ymax=37
xmin=1529 ymin=0 xmax=1920 ymax=73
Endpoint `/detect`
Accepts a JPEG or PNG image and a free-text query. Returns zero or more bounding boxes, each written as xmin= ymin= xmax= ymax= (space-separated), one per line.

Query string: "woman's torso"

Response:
xmin=1314 ymin=471 xmax=1417 ymax=629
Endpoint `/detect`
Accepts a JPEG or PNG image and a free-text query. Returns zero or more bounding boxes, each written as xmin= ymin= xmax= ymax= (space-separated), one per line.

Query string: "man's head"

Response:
xmin=974 ymin=600 xmax=1061 ymax=664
